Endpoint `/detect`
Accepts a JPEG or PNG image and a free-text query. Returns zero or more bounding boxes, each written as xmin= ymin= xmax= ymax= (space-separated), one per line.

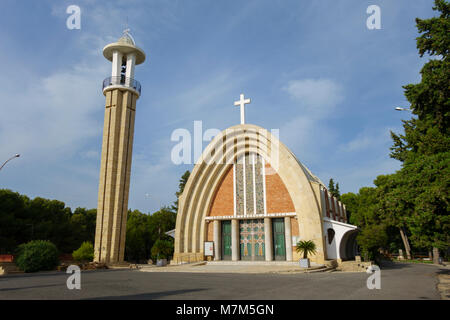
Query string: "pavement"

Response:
xmin=137 ymin=261 xmax=330 ymax=274
xmin=437 ymin=269 xmax=450 ymax=300
xmin=0 ymin=261 xmax=446 ymax=300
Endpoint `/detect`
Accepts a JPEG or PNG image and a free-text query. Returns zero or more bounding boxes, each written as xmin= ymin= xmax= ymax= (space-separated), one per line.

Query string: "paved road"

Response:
xmin=0 ymin=262 xmax=444 ymax=300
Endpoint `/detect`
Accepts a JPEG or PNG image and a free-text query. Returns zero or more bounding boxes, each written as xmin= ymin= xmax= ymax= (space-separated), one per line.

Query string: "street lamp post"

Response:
xmin=395 ymin=107 xmax=412 ymax=112
xmin=0 ymin=154 xmax=20 ymax=171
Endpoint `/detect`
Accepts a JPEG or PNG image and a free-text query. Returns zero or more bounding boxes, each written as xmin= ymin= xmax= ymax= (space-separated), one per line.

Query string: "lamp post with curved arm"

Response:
xmin=0 ymin=154 xmax=20 ymax=171
xmin=395 ymin=107 xmax=412 ymax=112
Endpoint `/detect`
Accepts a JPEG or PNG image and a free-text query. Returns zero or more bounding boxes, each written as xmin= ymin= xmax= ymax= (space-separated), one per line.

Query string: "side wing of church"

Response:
xmin=173 ymin=123 xmax=358 ymax=265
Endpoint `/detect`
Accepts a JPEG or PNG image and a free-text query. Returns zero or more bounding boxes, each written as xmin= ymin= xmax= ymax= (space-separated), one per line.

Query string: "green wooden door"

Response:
xmin=221 ymin=221 xmax=232 ymax=260
xmin=272 ymin=218 xmax=286 ymax=260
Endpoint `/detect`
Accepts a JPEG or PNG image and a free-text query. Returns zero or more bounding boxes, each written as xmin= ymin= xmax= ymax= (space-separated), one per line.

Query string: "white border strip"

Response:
xmin=233 ymin=162 xmax=236 ymax=217
xmin=252 ymin=153 xmax=256 ymax=215
xmin=205 ymin=212 xmax=297 ymax=221
xmin=262 ymin=156 xmax=267 ymax=215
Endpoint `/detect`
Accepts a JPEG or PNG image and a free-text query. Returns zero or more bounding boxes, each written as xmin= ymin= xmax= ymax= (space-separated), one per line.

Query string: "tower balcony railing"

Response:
xmin=102 ymin=76 xmax=141 ymax=96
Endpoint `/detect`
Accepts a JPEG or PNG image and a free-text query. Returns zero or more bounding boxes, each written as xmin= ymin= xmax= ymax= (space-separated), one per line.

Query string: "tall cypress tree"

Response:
xmin=328 ymin=178 xmax=341 ymax=199
xmin=171 ymin=170 xmax=191 ymax=213
xmin=390 ymin=0 xmax=450 ymax=261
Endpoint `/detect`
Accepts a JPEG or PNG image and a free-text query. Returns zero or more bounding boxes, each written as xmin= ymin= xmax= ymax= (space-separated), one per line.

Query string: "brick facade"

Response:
xmin=208 ymin=165 xmax=234 ymax=217
xmin=206 ymin=221 xmax=214 ymax=242
xmin=290 ymin=217 xmax=299 ymax=237
xmin=265 ymin=163 xmax=295 ymax=214
xmin=207 ymin=161 xmax=296 ymax=217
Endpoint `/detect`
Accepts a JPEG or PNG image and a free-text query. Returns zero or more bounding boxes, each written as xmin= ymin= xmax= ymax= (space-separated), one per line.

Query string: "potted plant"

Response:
xmin=295 ymin=240 xmax=317 ymax=268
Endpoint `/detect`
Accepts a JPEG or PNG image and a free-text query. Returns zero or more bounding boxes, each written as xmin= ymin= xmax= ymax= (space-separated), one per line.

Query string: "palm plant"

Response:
xmin=295 ymin=240 xmax=317 ymax=259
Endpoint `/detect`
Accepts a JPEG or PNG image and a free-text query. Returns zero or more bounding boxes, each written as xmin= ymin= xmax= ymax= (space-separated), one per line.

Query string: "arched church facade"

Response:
xmin=173 ymin=124 xmax=358 ymax=265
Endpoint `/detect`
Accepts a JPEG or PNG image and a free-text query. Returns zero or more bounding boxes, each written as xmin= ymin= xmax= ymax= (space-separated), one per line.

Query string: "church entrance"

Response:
xmin=221 ymin=220 xmax=232 ymax=260
xmin=239 ymin=219 xmax=265 ymax=261
xmin=272 ymin=218 xmax=286 ymax=260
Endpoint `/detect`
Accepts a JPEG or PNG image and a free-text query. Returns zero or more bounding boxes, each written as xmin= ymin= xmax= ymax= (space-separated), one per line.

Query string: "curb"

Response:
xmin=437 ymin=272 xmax=450 ymax=300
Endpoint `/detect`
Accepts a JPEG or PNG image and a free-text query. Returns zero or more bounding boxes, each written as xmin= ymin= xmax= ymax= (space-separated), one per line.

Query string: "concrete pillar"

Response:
xmin=284 ymin=217 xmax=293 ymax=261
xmin=94 ymin=90 xmax=137 ymax=264
xmin=213 ymin=220 xmax=221 ymax=261
xmin=231 ymin=219 xmax=239 ymax=261
xmin=264 ymin=218 xmax=273 ymax=261
xmin=125 ymin=53 xmax=136 ymax=86
xmin=111 ymin=51 xmax=123 ymax=80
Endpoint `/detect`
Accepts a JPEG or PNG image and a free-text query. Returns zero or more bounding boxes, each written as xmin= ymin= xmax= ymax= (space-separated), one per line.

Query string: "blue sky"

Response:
xmin=0 ymin=0 xmax=436 ymax=213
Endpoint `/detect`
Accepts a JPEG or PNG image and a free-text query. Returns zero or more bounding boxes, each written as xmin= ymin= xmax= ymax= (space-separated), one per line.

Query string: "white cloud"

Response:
xmin=279 ymin=78 xmax=343 ymax=164
xmin=80 ymin=150 xmax=100 ymax=160
xmin=128 ymin=153 xmax=185 ymax=213
xmin=279 ymin=115 xmax=334 ymax=164
xmin=321 ymin=157 xmax=401 ymax=194
xmin=316 ymin=126 xmax=403 ymax=194
xmin=338 ymin=126 xmax=401 ymax=153
xmin=283 ymin=78 xmax=343 ymax=117
xmin=0 ymin=62 xmax=107 ymax=162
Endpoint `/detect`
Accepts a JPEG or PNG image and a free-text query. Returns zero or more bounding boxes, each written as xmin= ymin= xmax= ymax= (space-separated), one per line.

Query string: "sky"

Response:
xmin=0 ymin=0 xmax=437 ymax=214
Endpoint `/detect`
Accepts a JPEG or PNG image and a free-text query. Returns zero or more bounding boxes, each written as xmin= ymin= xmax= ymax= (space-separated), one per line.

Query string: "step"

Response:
xmin=0 ymin=262 xmax=22 ymax=275
xmin=207 ymin=261 xmax=305 ymax=266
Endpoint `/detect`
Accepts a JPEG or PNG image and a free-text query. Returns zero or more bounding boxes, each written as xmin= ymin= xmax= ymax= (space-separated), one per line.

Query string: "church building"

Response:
xmin=173 ymin=95 xmax=358 ymax=265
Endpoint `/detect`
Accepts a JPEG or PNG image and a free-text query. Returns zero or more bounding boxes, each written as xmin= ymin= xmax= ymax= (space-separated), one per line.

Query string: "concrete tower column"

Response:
xmin=264 ymin=218 xmax=273 ymax=261
xmin=111 ymin=51 xmax=123 ymax=79
xmin=125 ymin=53 xmax=136 ymax=87
xmin=213 ymin=220 xmax=221 ymax=261
xmin=284 ymin=217 xmax=293 ymax=261
xmin=231 ymin=219 xmax=239 ymax=261
xmin=94 ymin=30 xmax=146 ymax=265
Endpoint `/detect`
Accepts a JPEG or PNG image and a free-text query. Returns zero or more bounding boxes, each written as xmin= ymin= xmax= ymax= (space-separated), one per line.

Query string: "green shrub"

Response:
xmin=72 ymin=241 xmax=94 ymax=262
xmin=15 ymin=240 xmax=59 ymax=273
xmin=151 ymin=239 xmax=174 ymax=260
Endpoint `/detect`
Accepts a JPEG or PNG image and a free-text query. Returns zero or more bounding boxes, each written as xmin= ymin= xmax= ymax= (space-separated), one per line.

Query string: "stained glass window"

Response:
xmin=234 ymin=153 xmax=266 ymax=216
xmin=239 ymin=219 xmax=265 ymax=260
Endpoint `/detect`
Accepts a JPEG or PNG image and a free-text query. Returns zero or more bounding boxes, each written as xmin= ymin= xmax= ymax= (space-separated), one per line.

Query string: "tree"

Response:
xmin=151 ymin=239 xmax=174 ymax=260
xmin=328 ymin=178 xmax=335 ymax=194
xmin=328 ymin=178 xmax=341 ymax=199
xmin=0 ymin=190 xmax=28 ymax=253
xmin=409 ymin=0 xmax=450 ymax=130
xmin=401 ymin=153 xmax=449 ymax=253
xmin=0 ymin=190 xmax=85 ymax=254
xmin=340 ymin=192 xmax=358 ymax=223
xmin=148 ymin=206 xmax=177 ymax=242
xmin=328 ymin=178 xmax=341 ymax=200
xmin=125 ymin=210 xmax=151 ymax=262
xmin=390 ymin=1 xmax=450 ymax=261
xmin=335 ymin=183 xmax=340 ymax=199
xmin=373 ymin=174 xmax=413 ymax=259
xmin=171 ymin=170 xmax=190 ymax=213
xmin=341 ymin=187 xmax=389 ymax=261
xmin=71 ymin=208 xmax=96 ymax=248
xmin=356 ymin=223 xmax=389 ymax=262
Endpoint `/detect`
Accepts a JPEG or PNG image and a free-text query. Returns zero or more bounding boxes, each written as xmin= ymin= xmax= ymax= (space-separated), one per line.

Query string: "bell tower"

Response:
xmin=94 ymin=30 xmax=146 ymax=264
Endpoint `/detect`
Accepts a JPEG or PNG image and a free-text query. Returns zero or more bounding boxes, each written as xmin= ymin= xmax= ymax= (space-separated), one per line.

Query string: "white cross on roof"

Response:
xmin=234 ymin=93 xmax=251 ymax=125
